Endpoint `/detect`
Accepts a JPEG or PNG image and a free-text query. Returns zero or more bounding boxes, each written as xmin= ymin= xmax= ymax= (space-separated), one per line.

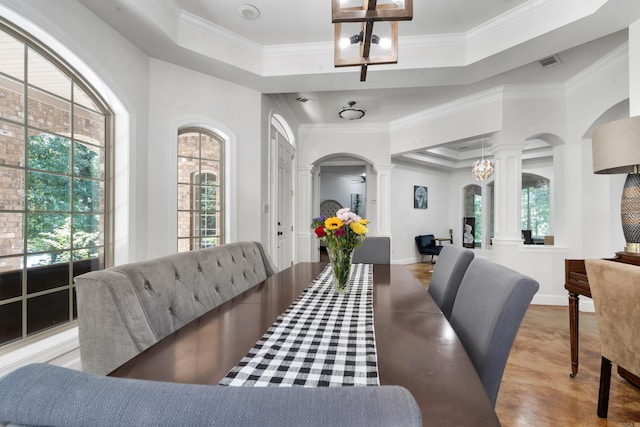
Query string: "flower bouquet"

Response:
xmin=311 ymin=208 xmax=368 ymax=294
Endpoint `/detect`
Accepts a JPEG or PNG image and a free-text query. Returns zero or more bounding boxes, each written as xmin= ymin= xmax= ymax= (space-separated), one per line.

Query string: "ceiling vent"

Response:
xmin=296 ymin=96 xmax=311 ymax=103
xmin=538 ymin=54 xmax=561 ymax=68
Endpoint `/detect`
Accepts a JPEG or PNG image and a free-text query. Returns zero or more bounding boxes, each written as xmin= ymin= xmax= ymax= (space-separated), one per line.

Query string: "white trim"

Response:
xmin=0 ymin=327 xmax=79 ymax=377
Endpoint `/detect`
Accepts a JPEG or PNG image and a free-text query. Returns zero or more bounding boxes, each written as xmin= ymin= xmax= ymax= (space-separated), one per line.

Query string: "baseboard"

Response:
xmin=532 ymin=294 xmax=594 ymax=312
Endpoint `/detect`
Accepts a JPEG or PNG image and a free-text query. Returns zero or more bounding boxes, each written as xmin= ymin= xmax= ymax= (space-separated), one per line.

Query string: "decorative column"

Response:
xmin=491 ymin=142 xmax=523 ymax=262
xmin=296 ymin=165 xmax=316 ymax=262
xmin=373 ymin=164 xmax=394 ymax=237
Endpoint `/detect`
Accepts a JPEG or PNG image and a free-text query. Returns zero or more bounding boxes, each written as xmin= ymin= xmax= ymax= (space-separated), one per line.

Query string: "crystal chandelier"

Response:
xmin=472 ymin=142 xmax=494 ymax=181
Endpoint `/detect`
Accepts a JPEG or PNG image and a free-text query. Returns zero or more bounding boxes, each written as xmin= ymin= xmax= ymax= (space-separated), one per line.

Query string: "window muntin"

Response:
xmin=0 ymin=24 xmax=109 ymax=347
xmin=521 ymin=173 xmax=550 ymax=240
xmin=177 ymin=129 xmax=224 ymax=252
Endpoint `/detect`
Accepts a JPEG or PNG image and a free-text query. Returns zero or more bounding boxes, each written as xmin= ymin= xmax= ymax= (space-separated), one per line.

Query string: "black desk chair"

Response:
xmin=415 ymin=234 xmax=443 ymax=264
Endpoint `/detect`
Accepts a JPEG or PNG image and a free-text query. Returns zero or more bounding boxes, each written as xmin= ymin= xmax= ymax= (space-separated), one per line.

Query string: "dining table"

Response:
xmin=109 ymin=262 xmax=500 ymax=426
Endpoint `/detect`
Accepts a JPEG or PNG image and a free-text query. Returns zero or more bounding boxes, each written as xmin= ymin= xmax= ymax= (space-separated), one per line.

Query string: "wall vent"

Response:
xmin=296 ymin=96 xmax=311 ymax=103
xmin=538 ymin=54 xmax=561 ymax=68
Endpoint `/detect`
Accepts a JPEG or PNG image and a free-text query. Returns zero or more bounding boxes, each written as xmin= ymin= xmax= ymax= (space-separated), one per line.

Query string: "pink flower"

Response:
xmin=336 ymin=207 xmax=361 ymax=224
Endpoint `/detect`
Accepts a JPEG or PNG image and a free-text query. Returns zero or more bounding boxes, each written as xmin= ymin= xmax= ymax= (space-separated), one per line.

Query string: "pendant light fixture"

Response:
xmin=332 ymin=0 xmax=413 ymax=81
xmin=471 ymin=141 xmax=494 ymax=181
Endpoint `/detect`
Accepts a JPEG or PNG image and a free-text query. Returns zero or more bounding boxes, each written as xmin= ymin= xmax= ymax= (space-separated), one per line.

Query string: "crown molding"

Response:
xmin=391 ymin=86 xmax=504 ymax=131
xmin=566 ymin=41 xmax=628 ymax=95
xmin=503 ymin=83 xmax=566 ymax=99
xmin=468 ymin=0 xmax=563 ymax=40
xmin=179 ymin=10 xmax=263 ymax=56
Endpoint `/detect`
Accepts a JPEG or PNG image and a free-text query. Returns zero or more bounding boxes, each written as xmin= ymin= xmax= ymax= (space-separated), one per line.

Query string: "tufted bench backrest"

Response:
xmin=75 ymin=241 xmax=277 ymax=375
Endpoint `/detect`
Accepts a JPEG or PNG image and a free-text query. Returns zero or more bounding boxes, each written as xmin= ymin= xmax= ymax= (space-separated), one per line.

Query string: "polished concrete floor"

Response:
xmin=405 ymin=262 xmax=640 ymax=426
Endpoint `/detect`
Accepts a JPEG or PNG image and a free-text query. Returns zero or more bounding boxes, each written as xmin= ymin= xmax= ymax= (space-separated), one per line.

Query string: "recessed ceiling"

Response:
xmin=75 ymin=0 xmax=640 ymax=170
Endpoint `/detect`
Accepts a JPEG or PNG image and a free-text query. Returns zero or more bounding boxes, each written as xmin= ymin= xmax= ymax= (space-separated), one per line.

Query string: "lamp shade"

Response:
xmin=592 ymin=116 xmax=640 ymax=174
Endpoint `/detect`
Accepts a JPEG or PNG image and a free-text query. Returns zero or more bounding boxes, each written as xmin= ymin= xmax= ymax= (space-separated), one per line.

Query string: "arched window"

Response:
xmin=522 ymin=173 xmax=550 ymax=241
xmin=177 ymin=128 xmax=224 ymax=252
xmin=0 ymin=23 xmax=109 ymax=347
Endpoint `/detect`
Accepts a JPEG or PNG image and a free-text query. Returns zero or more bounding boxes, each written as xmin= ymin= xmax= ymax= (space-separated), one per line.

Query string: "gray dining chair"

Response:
xmin=449 ymin=258 xmax=539 ymax=407
xmin=428 ymin=245 xmax=474 ymax=319
xmin=352 ymin=236 xmax=390 ymax=264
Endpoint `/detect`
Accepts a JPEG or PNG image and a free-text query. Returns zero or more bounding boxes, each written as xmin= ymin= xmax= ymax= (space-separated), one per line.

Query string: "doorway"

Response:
xmin=318 ymin=163 xmax=368 ymax=260
xmin=270 ymin=116 xmax=295 ymax=270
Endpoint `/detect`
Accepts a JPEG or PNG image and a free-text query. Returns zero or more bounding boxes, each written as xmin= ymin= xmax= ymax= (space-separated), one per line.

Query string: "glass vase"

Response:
xmin=326 ymin=246 xmax=354 ymax=294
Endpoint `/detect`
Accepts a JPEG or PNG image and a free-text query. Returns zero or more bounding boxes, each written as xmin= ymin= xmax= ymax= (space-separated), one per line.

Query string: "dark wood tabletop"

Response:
xmin=109 ymin=262 xmax=500 ymax=426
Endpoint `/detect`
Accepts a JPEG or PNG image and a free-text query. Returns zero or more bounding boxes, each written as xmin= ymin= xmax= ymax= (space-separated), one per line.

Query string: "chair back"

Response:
xmin=585 ymin=259 xmax=640 ymax=376
xmin=415 ymin=234 xmax=435 ymax=253
xmin=352 ymin=237 xmax=390 ymax=264
xmin=450 ymin=258 xmax=538 ymax=407
xmin=428 ymin=245 xmax=474 ymax=319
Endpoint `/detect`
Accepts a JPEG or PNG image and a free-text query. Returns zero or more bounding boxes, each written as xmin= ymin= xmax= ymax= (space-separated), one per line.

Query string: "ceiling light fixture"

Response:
xmin=339 ymin=101 xmax=365 ymax=120
xmin=332 ymin=0 xmax=413 ymax=82
xmin=471 ymin=141 xmax=494 ymax=181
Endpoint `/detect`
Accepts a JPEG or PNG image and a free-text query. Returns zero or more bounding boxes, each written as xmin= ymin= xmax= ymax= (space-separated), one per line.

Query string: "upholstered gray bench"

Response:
xmin=0 ymin=364 xmax=422 ymax=427
xmin=75 ymin=241 xmax=278 ymax=375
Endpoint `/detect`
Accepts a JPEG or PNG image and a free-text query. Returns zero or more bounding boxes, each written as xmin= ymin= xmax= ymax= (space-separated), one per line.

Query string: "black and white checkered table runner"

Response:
xmin=219 ymin=263 xmax=378 ymax=387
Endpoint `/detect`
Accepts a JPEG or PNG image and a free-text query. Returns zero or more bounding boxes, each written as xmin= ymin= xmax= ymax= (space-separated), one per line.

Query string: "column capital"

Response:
xmin=373 ymin=164 xmax=394 ymax=174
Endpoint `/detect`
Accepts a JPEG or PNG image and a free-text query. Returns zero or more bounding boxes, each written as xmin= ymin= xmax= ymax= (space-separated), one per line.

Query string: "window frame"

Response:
xmin=0 ymin=19 xmax=113 ymax=349
xmin=177 ymin=127 xmax=225 ymax=252
xmin=521 ymin=173 xmax=550 ymax=240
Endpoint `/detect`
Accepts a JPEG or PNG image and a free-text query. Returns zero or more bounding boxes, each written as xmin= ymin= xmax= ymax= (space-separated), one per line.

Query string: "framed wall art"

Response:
xmin=414 ymin=185 xmax=428 ymax=209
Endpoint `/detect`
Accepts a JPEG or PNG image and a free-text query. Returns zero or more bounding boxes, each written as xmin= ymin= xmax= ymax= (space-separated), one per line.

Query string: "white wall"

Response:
xmin=320 ymin=168 xmax=366 ymax=216
xmin=391 ymin=162 xmax=452 ymax=263
xmin=146 ymin=59 xmax=263 ymax=257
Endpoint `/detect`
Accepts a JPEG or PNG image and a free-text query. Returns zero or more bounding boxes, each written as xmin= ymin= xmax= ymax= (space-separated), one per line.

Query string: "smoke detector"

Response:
xmin=237 ymin=4 xmax=260 ymax=20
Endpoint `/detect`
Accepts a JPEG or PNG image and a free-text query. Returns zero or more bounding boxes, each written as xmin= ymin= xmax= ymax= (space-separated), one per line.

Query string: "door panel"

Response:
xmin=275 ymin=131 xmax=294 ymax=269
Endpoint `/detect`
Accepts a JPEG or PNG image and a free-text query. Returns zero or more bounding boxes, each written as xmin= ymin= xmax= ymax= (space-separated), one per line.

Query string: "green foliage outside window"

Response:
xmin=521 ymin=174 xmax=550 ymax=239
xmin=26 ymin=133 xmax=101 ymax=265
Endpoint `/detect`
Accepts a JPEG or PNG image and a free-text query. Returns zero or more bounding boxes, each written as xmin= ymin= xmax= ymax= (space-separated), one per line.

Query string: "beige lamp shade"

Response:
xmin=592 ymin=116 xmax=640 ymax=174
xmin=592 ymin=115 xmax=640 ymax=253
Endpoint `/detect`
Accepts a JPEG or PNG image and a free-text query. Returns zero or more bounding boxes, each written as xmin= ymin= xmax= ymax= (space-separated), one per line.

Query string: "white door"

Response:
xmin=275 ymin=131 xmax=294 ymax=269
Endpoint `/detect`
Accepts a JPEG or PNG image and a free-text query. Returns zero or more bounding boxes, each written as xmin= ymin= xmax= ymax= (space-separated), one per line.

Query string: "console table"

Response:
xmin=565 ymin=253 xmax=640 ymax=387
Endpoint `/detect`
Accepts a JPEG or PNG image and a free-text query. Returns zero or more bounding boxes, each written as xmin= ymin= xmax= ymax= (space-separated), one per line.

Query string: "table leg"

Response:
xmin=568 ymin=292 xmax=579 ymax=378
